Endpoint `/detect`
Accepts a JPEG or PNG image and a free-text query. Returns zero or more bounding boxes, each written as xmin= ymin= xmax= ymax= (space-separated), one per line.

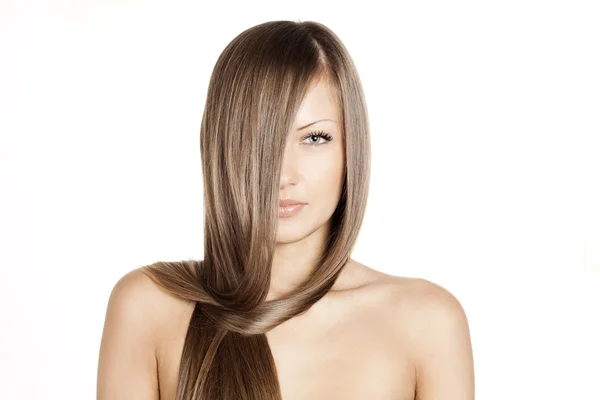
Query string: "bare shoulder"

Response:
xmin=381 ymin=274 xmax=471 ymax=341
xmin=319 ymin=259 xmax=468 ymax=324
xmin=114 ymin=267 xmax=194 ymax=310
xmin=107 ymin=268 xmax=163 ymax=330
xmin=383 ymin=275 xmax=474 ymax=399
xmin=111 ymin=267 xmax=196 ymax=343
xmin=388 ymin=275 xmax=468 ymax=315
xmin=98 ymin=267 xmax=194 ymax=399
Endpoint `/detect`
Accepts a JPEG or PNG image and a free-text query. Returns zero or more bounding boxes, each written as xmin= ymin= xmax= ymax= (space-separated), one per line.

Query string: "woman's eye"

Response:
xmin=307 ymin=135 xmax=325 ymax=145
xmin=302 ymin=130 xmax=333 ymax=146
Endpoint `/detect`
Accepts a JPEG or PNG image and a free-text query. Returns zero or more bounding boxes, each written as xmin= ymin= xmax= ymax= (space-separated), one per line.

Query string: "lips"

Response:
xmin=278 ymin=198 xmax=307 ymax=218
xmin=279 ymin=198 xmax=306 ymax=207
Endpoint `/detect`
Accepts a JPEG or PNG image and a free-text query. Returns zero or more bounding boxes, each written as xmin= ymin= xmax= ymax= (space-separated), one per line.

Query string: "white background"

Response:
xmin=1 ymin=0 xmax=599 ymax=398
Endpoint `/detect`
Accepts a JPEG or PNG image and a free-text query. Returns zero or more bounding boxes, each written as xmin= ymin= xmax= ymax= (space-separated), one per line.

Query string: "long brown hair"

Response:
xmin=140 ymin=20 xmax=371 ymax=399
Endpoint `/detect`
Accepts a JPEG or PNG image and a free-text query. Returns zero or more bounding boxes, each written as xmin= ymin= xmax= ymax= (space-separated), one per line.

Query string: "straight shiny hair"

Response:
xmin=141 ymin=19 xmax=371 ymax=399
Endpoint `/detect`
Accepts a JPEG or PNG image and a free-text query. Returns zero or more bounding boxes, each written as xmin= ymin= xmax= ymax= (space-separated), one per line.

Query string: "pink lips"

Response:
xmin=278 ymin=198 xmax=307 ymax=218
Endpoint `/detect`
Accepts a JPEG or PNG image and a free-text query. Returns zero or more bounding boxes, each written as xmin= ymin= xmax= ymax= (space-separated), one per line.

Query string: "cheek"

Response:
xmin=304 ymin=149 xmax=345 ymax=198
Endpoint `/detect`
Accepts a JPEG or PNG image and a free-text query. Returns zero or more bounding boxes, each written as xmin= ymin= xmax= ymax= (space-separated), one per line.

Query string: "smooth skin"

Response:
xmin=97 ymin=77 xmax=474 ymax=399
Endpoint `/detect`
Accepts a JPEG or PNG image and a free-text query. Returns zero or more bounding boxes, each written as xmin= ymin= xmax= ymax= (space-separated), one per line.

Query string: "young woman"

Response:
xmin=97 ymin=20 xmax=474 ymax=400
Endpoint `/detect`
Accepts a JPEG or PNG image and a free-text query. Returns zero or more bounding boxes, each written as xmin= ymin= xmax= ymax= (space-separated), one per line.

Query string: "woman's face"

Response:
xmin=276 ymin=78 xmax=345 ymax=244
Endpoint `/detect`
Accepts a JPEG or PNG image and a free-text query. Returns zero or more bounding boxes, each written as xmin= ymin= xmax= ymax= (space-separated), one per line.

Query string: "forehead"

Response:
xmin=293 ymin=79 xmax=340 ymax=128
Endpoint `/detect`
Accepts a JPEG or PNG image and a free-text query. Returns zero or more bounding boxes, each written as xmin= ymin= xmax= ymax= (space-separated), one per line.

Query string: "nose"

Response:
xmin=279 ymin=143 xmax=299 ymax=190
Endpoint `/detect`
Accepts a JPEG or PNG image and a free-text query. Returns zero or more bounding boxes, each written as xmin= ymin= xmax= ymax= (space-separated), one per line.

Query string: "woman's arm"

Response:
xmin=97 ymin=269 xmax=161 ymax=400
xmin=409 ymin=279 xmax=475 ymax=400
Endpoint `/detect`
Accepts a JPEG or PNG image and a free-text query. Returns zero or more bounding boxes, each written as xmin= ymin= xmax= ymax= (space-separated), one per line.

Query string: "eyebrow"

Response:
xmin=296 ymin=119 xmax=337 ymax=131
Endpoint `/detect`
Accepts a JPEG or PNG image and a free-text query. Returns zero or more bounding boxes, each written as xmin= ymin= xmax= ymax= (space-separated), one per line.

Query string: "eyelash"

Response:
xmin=301 ymin=130 xmax=333 ymax=146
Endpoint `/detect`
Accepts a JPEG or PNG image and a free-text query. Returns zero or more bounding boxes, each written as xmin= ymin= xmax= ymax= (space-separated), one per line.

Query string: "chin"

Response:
xmin=275 ymin=224 xmax=306 ymax=244
xmin=275 ymin=214 xmax=330 ymax=245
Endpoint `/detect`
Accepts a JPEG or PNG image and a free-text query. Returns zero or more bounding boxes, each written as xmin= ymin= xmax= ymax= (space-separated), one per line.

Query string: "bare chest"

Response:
xmin=156 ymin=284 xmax=416 ymax=399
xmin=264 ymin=303 xmax=416 ymax=400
